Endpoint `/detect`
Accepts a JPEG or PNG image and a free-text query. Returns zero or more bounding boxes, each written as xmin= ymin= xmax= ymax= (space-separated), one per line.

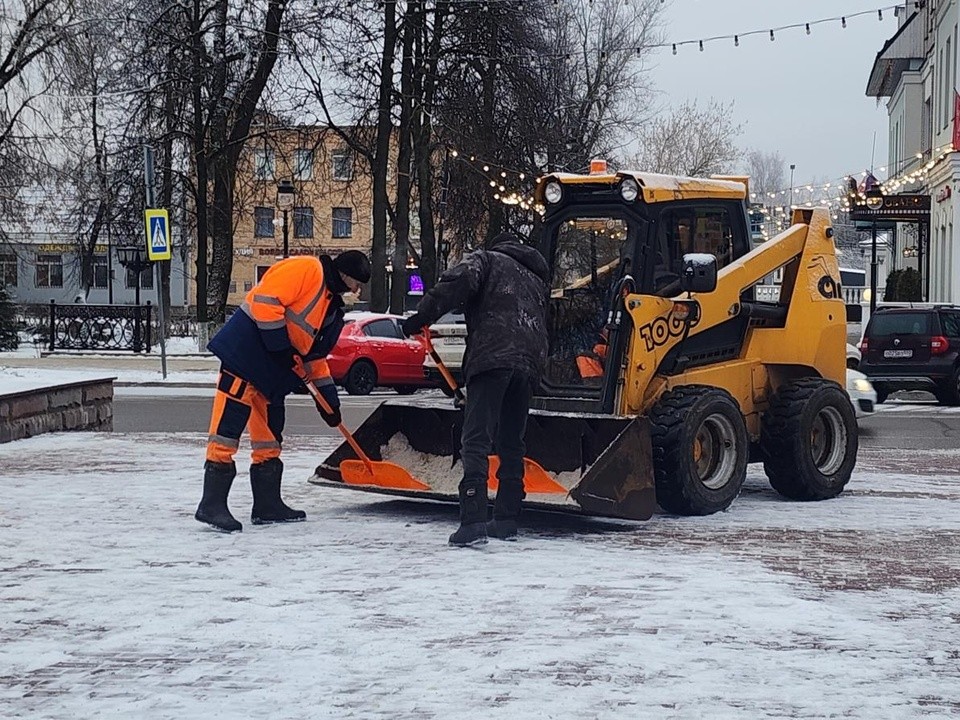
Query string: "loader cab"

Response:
xmin=536 ymin=172 xmax=752 ymax=409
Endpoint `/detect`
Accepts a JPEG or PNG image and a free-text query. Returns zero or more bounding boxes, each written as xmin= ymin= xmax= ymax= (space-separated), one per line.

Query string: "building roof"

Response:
xmin=866 ymin=11 xmax=923 ymax=98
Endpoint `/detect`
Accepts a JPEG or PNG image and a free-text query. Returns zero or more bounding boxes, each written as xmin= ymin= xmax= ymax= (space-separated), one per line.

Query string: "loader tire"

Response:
xmin=761 ymin=378 xmax=857 ymax=501
xmin=649 ymin=385 xmax=749 ymax=516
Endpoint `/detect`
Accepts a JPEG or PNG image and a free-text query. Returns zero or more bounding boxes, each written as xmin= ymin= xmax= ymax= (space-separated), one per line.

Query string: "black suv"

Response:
xmin=859 ymin=305 xmax=960 ymax=405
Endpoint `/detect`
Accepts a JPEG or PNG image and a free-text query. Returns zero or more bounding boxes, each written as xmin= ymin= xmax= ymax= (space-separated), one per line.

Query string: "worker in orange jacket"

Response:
xmin=195 ymin=250 xmax=371 ymax=533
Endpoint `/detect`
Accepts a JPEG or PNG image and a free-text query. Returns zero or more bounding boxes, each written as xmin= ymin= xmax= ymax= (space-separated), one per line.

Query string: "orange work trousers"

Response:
xmin=206 ymin=369 xmax=285 ymax=464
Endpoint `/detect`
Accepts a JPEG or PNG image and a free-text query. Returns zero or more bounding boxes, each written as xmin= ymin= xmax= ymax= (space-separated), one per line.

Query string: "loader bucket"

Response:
xmin=310 ymin=399 xmax=656 ymax=521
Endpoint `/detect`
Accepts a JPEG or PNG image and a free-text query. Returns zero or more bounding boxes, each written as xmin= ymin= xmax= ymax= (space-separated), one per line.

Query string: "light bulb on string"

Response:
xmin=672 ymin=43 xmax=677 ymax=55
xmin=769 ymin=29 xmax=774 ymax=41
xmin=841 ymin=17 xmax=846 ymax=28
xmin=805 ymin=23 xmax=810 ymax=35
xmin=699 ymin=40 xmax=703 ymax=51
xmin=734 ymin=35 xmax=739 ymax=47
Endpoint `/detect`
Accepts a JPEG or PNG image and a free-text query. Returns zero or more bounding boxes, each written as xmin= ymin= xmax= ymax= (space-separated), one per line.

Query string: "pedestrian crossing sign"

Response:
xmin=145 ymin=209 xmax=172 ymax=261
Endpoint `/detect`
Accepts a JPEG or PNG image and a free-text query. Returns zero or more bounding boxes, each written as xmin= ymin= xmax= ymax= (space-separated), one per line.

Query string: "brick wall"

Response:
xmin=0 ymin=379 xmax=114 ymax=443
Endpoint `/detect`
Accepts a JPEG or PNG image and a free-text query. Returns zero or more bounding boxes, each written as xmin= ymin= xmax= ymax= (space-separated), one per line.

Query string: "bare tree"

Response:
xmin=742 ymin=149 xmax=785 ymax=199
xmin=633 ymin=98 xmax=742 ymax=177
xmin=0 ymin=0 xmax=76 ymax=230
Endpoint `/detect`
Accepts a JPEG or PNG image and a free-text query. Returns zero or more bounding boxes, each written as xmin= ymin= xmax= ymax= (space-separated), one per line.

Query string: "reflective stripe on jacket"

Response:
xmin=208 ymin=256 xmax=342 ymax=400
xmin=240 ymin=256 xmax=335 ymax=356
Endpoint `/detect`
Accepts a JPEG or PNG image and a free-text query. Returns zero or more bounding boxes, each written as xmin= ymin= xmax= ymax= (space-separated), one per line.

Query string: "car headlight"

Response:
xmin=544 ymin=181 xmax=563 ymax=204
xmin=853 ymin=378 xmax=873 ymax=393
xmin=620 ymin=177 xmax=639 ymax=202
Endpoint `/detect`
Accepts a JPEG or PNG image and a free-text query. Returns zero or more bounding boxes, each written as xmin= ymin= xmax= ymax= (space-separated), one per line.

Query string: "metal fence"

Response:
xmin=47 ymin=301 xmax=153 ymax=353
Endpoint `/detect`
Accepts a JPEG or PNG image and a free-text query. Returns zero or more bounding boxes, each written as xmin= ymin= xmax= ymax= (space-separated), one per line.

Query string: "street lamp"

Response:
xmin=789 ymin=163 xmax=796 ymax=212
xmin=115 ymin=244 xmax=152 ymax=307
xmin=276 ymin=178 xmax=295 ymax=258
xmin=865 ymin=187 xmax=883 ymax=315
xmin=114 ymin=243 xmax=153 ymax=353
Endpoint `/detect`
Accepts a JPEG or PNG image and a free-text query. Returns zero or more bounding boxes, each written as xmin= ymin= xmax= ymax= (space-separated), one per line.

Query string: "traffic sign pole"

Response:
xmin=144 ymin=146 xmax=168 ymax=379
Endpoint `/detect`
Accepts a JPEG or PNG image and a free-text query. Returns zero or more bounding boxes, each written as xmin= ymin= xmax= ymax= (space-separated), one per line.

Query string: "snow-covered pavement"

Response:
xmin=1 ymin=432 xmax=959 ymax=719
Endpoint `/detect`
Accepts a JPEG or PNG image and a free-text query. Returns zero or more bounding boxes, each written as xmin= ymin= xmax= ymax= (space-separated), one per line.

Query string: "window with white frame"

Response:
xmin=0 ymin=253 xmax=17 ymax=287
xmin=294 ymin=149 xmax=314 ymax=180
xmin=36 ymin=253 xmax=63 ymax=288
xmin=332 ymin=207 xmax=353 ymax=238
xmin=254 ymin=207 xmax=275 ymax=237
xmin=293 ymin=207 xmax=314 ymax=238
xmin=254 ymin=148 xmax=275 ymax=180
xmin=332 ymin=151 xmax=353 ymax=181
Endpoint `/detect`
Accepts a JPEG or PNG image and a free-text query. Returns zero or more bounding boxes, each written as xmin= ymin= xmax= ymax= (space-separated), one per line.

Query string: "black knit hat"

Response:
xmin=333 ymin=250 xmax=371 ymax=284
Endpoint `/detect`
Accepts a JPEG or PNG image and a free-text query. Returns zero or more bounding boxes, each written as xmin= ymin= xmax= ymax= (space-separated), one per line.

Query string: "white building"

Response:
xmin=867 ymin=1 xmax=960 ymax=302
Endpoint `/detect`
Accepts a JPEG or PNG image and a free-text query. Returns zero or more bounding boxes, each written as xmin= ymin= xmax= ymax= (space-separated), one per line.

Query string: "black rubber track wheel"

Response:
xmin=394 ymin=386 xmax=417 ymax=395
xmin=761 ymin=378 xmax=858 ymax=501
xmin=344 ymin=360 xmax=377 ymax=395
xmin=649 ymin=385 xmax=749 ymax=516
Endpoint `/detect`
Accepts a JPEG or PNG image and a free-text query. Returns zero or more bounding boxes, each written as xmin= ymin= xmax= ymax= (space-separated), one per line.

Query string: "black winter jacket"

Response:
xmin=408 ymin=240 xmax=550 ymax=382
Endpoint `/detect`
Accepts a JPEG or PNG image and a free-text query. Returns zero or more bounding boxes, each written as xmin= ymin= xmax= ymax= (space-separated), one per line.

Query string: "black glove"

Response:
xmin=314 ymin=382 xmax=341 ymax=427
xmin=400 ymin=315 xmax=425 ymax=338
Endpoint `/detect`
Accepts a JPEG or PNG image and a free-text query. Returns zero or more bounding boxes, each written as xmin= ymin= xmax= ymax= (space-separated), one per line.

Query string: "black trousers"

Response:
xmin=460 ymin=368 xmax=533 ymax=501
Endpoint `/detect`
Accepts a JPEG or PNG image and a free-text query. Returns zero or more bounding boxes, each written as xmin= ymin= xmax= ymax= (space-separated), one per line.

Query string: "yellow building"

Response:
xmin=225 ymin=126 xmax=378 ymax=305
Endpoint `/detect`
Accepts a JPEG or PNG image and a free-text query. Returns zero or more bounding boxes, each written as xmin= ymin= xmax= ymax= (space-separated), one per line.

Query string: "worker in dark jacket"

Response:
xmin=401 ymin=232 xmax=549 ymax=546
xmin=196 ymin=250 xmax=371 ymax=533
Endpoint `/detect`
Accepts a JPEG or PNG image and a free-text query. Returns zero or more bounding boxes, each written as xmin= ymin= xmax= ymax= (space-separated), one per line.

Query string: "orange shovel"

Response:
xmin=303 ymin=379 xmax=430 ymax=491
xmin=419 ymin=329 xmax=567 ymax=495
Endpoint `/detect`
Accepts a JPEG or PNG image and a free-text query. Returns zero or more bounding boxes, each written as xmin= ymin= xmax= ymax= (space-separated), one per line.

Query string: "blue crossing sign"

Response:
xmin=145 ymin=209 xmax=172 ymax=261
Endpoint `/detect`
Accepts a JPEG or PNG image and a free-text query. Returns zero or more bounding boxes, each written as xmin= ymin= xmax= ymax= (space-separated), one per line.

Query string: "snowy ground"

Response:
xmin=1 ymin=431 xmax=959 ymax=719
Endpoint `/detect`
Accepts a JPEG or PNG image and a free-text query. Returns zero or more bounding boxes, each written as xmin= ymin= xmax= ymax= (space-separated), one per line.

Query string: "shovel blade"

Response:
xmin=339 ymin=459 xmax=430 ymax=491
xmin=488 ymin=457 xmax=567 ymax=494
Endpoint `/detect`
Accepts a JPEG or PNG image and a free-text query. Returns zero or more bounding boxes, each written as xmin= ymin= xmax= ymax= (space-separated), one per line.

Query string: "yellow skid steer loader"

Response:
xmin=310 ymin=168 xmax=857 ymax=520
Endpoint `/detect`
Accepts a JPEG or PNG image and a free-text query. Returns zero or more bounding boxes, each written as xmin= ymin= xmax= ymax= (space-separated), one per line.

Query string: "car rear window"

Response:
xmin=868 ymin=312 xmax=933 ymax=336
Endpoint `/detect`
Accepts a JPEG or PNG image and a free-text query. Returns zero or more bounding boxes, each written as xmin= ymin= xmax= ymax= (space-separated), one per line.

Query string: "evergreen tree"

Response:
xmin=0 ymin=286 xmax=20 ymax=351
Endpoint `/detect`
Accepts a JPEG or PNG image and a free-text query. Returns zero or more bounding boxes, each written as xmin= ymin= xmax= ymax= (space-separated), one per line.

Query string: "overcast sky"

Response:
xmin=650 ymin=0 xmax=899 ymax=189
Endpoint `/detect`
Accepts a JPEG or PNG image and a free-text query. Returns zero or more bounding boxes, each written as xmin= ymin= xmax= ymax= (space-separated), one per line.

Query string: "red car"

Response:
xmin=327 ymin=313 xmax=432 ymax=395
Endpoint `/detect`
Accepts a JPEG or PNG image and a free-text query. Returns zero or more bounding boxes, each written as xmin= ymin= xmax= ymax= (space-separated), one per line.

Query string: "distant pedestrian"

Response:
xmin=195 ymin=250 xmax=371 ymax=533
xmin=401 ymin=232 xmax=549 ymax=546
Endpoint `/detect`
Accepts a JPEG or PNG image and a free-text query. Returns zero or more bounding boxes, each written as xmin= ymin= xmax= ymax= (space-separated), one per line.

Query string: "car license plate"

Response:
xmin=883 ymin=349 xmax=912 ymax=358
xmin=442 ymin=337 xmax=465 ymax=345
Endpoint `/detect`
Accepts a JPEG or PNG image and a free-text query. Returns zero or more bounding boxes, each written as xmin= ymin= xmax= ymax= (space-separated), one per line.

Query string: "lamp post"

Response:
xmin=789 ymin=163 xmax=796 ymax=215
xmin=865 ymin=187 xmax=883 ymax=315
xmin=276 ymin=178 xmax=295 ymax=258
xmin=115 ymin=244 xmax=153 ymax=353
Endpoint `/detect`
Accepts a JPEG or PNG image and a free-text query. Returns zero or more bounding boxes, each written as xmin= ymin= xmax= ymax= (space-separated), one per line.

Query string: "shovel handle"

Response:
xmin=420 ymin=329 xmax=466 ymax=405
xmin=302 ymin=378 xmax=375 ymax=473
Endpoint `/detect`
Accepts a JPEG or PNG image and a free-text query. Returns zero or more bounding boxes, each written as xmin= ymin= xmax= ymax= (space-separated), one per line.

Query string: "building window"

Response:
xmin=36 ymin=253 xmax=63 ymax=288
xmin=244 ymin=281 xmax=253 ymax=292
xmin=0 ymin=253 xmax=17 ymax=287
xmin=294 ymin=207 xmax=314 ymax=238
xmin=332 ymin=151 xmax=353 ymax=181
xmin=125 ymin=266 xmax=153 ymax=289
xmin=229 ymin=281 xmax=237 ymax=294
xmin=254 ymin=206 xmax=275 ymax=237
xmin=93 ymin=254 xmax=109 ymax=288
xmin=256 ymin=265 xmax=271 ymax=283
xmin=254 ymin=148 xmax=275 ymax=180
xmin=332 ymin=207 xmax=353 ymax=238
xmin=294 ymin=149 xmax=314 ymax=181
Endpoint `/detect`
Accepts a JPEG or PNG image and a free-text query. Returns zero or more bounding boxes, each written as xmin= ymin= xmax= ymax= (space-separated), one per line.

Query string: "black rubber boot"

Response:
xmin=449 ymin=481 xmax=488 ymax=547
xmin=195 ymin=461 xmax=242 ymax=533
xmin=487 ymin=479 xmax=524 ymax=541
xmin=250 ymin=458 xmax=306 ymax=525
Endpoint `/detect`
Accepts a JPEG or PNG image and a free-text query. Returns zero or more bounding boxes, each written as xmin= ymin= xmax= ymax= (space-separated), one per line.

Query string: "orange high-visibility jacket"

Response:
xmin=208 ymin=256 xmax=342 ymax=398
xmin=240 ymin=256 xmax=338 ymax=382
